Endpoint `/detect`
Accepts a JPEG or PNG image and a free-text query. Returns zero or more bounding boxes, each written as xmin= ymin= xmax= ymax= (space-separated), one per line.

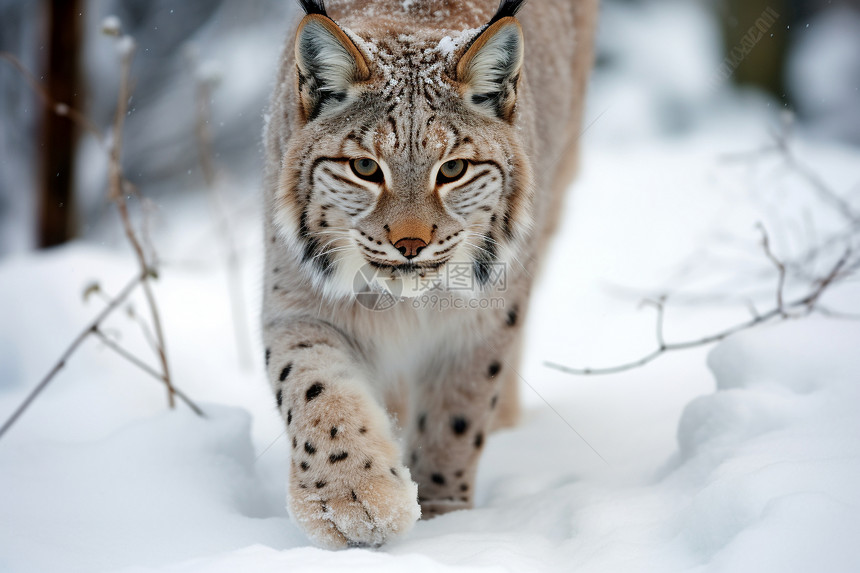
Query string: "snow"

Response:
xmin=2 ymin=1 xmax=860 ymax=572
xmin=116 ymin=35 xmax=136 ymax=58
xmin=101 ymin=15 xmax=122 ymax=37
xmin=436 ymin=28 xmax=483 ymax=60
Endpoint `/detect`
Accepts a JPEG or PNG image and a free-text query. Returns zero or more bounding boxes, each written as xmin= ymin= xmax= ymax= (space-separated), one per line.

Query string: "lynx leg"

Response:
xmin=406 ymin=330 xmax=518 ymax=518
xmin=489 ymin=367 xmax=521 ymax=431
xmin=264 ymin=319 xmax=420 ymax=548
xmin=489 ymin=332 xmax=524 ymax=431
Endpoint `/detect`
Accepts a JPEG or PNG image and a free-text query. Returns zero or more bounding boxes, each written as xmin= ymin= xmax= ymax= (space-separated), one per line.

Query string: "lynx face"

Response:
xmin=272 ymin=10 xmax=534 ymax=298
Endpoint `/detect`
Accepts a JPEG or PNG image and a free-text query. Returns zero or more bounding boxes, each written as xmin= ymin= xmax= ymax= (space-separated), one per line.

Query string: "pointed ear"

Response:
xmin=295 ymin=14 xmax=369 ymax=121
xmin=456 ymin=17 xmax=524 ymax=121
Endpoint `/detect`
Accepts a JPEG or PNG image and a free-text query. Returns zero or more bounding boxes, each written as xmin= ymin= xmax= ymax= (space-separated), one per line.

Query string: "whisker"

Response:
xmin=315 ymin=230 xmax=350 ymax=238
xmin=310 ymin=239 xmax=347 ymax=260
xmin=311 ymin=239 xmax=354 ymax=262
xmin=313 ymin=246 xmax=354 ymax=262
xmin=465 ymin=231 xmax=532 ymax=278
xmin=462 ymin=239 xmax=495 ymax=259
xmin=462 ymin=237 xmax=531 ymax=280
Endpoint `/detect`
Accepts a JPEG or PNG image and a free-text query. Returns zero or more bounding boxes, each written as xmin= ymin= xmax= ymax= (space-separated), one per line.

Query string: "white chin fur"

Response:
xmin=355 ymin=241 xmax=514 ymax=302
xmin=274 ymin=205 xmax=515 ymax=302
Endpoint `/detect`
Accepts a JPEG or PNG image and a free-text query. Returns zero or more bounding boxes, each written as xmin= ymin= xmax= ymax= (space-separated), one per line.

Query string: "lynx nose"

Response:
xmin=393 ymin=237 xmax=427 ymax=259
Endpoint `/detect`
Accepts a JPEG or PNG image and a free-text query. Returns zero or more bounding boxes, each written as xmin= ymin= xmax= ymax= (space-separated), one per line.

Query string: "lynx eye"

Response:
xmin=350 ymin=158 xmax=383 ymax=183
xmin=437 ymin=159 xmax=467 ymax=184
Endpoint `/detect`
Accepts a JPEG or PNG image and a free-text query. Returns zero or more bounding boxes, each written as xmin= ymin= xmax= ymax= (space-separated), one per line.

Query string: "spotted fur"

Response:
xmin=263 ymin=0 xmax=597 ymax=548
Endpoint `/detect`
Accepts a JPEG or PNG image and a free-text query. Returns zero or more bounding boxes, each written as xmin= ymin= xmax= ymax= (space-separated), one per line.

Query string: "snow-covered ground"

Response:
xmin=2 ymin=1 xmax=860 ymax=572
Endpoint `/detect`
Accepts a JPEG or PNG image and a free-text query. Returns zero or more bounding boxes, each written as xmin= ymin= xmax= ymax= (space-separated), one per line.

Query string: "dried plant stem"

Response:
xmin=0 ymin=272 xmax=204 ymax=440
xmin=0 ymin=51 xmax=104 ymax=144
xmin=758 ymin=223 xmax=787 ymax=315
xmin=0 ymin=34 xmax=205 ymax=442
xmin=778 ymin=139 xmax=860 ymax=226
xmin=546 ymin=243 xmax=852 ymax=377
xmin=721 ymin=129 xmax=860 ymax=225
xmin=1 ymin=275 xmax=132 ymax=439
xmin=108 ymin=41 xmax=176 ymax=408
xmin=550 ymin=126 xmax=859 ymax=378
xmin=92 ymin=329 xmax=204 ymax=417
xmin=125 ymin=304 xmax=160 ymax=355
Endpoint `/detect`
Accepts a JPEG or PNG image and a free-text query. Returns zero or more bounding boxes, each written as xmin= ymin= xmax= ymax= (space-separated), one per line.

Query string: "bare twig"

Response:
xmin=640 ymin=297 xmax=667 ymax=350
xmin=815 ymin=306 xmax=860 ymax=321
xmin=757 ymin=223 xmax=787 ymax=315
xmin=125 ymin=304 xmax=160 ymax=355
xmin=554 ymin=124 xmax=859 ymax=378
xmin=0 ymin=23 xmax=205 ymax=441
xmin=93 ymin=329 xmax=205 ymax=417
xmin=107 ymin=36 xmax=176 ymax=408
xmin=721 ymin=125 xmax=860 ymax=225
xmin=0 ymin=274 xmax=143 ymax=440
xmin=546 ymin=242 xmax=855 ymax=377
xmin=0 ymin=270 xmax=204 ymax=440
xmin=90 ymin=283 xmax=159 ymax=356
xmin=193 ymin=66 xmax=217 ymax=188
xmin=777 ymin=139 xmax=860 ymax=226
xmin=802 ymin=247 xmax=852 ymax=310
xmin=0 ymin=51 xmax=104 ymax=144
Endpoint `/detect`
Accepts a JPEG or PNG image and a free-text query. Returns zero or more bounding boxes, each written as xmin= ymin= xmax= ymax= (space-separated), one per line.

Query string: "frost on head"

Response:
xmin=436 ymin=28 xmax=484 ymax=61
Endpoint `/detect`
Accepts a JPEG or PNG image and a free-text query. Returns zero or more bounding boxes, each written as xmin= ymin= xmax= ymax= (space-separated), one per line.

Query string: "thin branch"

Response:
xmin=91 ymin=285 xmax=159 ymax=356
xmin=778 ymin=138 xmax=860 ymax=226
xmin=640 ymin=297 xmax=667 ymax=349
xmin=1 ymin=51 xmax=105 ymax=145
xmin=745 ymin=298 xmax=760 ymax=320
xmin=721 ymin=129 xmax=860 ymax=225
xmin=757 ymin=223 xmax=787 ymax=315
xmin=93 ymin=329 xmax=205 ymax=417
xmin=801 ymin=247 xmax=852 ymax=310
xmin=557 ymin=126 xmax=859 ymax=378
xmin=107 ymin=37 xmax=176 ymax=408
xmin=545 ymin=248 xmax=855 ymax=376
xmin=815 ymin=306 xmax=860 ymax=321
xmin=125 ymin=304 xmax=160 ymax=356
xmin=0 ymin=274 xmax=142 ymax=440
xmin=193 ymin=67 xmax=217 ymax=188
xmin=0 ymin=25 xmax=206 ymax=442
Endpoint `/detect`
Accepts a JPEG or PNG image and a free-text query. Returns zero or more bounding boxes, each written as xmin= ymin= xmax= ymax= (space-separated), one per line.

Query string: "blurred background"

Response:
xmin=0 ymin=0 xmax=859 ymax=254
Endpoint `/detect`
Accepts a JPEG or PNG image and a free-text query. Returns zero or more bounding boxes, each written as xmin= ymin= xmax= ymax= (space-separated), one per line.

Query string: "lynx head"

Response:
xmin=273 ymin=0 xmax=534 ymax=299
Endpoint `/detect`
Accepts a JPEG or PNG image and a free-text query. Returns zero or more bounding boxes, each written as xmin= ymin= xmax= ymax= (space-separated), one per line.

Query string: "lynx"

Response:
xmin=262 ymin=0 xmax=597 ymax=548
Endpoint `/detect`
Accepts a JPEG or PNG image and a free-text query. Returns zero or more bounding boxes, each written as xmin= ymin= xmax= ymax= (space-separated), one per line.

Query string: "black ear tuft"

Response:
xmin=297 ymin=0 xmax=327 ymax=17
xmin=487 ymin=0 xmax=527 ymax=27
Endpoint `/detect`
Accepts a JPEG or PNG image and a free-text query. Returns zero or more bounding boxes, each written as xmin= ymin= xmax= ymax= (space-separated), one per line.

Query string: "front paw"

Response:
xmin=288 ymin=463 xmax=420 ymax=548
xmin=286 ymin=415 xmax=420 ymax=547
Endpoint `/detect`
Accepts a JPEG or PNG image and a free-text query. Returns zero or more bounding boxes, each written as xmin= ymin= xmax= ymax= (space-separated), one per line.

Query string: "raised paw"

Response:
xmin=285 ymin=388 xmax=420 ymax=548
xmin=288 ymin=461 xmax=420 ymax=548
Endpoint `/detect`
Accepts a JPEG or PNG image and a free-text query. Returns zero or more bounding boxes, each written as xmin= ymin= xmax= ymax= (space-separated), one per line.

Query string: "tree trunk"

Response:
xmin=38 ymin=0 xmax=83 ymax=248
